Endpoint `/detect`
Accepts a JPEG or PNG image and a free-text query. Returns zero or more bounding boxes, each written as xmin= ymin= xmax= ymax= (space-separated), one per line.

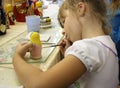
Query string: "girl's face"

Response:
xmin=63 ymin=10 xmax=82 ymax=42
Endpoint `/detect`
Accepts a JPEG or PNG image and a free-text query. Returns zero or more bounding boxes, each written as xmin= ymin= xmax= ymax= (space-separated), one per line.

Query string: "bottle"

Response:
xmin=30 ymin=32 xmax=42 ymax=59
xmin=0 ymin=0 xmax=7 ymax=35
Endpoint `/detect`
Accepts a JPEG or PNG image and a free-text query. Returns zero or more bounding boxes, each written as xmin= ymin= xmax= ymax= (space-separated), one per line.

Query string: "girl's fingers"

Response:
xmin=21 ymin=42 xmax=28 ymax=45
xmin=59 ymin=46 xmax=65 ymax=56
xmin=24 ymin=43 xmax=33 ymax=52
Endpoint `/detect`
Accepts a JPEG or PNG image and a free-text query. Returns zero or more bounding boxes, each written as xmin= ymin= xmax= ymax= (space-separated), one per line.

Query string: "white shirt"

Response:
xmin=65 ymin=36 xmax=119 ymax=88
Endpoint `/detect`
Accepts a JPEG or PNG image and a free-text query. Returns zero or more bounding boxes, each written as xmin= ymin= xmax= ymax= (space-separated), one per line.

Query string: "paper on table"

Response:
xmin=26 ymin=32 xmax=51 ymax=42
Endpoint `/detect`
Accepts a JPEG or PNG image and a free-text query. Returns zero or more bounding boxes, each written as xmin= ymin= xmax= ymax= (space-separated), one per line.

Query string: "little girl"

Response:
xmin=13 ymin=0 xmax=119 ymax=88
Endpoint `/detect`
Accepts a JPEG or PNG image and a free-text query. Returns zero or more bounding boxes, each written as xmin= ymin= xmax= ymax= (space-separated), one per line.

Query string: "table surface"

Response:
xmin=0 ymin=25 xmax=62 ymax=64
xmin=0 ymin=2 xmax=63 ymax=87
xmin=0 ymin=1 xmax=62 ymax=64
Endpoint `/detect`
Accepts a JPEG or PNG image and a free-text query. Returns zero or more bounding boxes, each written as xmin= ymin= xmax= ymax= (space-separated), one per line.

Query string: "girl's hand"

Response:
xmin=14 ymin=42 xmax=33 ymax=58
xmin=59 ymin=38 xmax=72 ymax=57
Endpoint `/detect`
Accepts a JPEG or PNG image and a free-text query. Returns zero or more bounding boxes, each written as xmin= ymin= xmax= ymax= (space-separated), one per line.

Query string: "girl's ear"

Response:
xmin=76 ymin=2 xmax=86 ymax=16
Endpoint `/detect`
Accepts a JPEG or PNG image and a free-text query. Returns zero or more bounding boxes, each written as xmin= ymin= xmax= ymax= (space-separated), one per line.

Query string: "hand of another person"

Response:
xmin=14 ymin=42 xmax=33 ymax=58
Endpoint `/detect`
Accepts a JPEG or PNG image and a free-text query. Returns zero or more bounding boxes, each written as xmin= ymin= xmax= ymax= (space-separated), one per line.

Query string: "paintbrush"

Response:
xmin=43 ymin=44 xmax=61 ymax=48
xmin=43 ymin=35 xmax=67 ymax=48
xmin=43 ymin=43 xmax=66 ymax=48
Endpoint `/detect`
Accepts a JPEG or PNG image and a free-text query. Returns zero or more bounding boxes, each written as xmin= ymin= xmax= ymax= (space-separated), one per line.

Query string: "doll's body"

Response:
xmin=13 ymin=0 xmax=27 ymax=22
xmin=5 ymin=4 xmax=15 ymax=25
xmin=30 ymin=32 xmax=42 ymax=59
xmin=34 ymin=1 xmax=43 ymax=17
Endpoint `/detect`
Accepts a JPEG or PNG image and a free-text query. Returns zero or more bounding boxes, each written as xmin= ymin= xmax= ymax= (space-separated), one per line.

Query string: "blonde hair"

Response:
xmin=110 ymin=0 xmax=120 ymax=14
xmin=58 ymin=1 xmax=68 ymax=28
xmin=64 ymin=0 xmax=111 ymax=35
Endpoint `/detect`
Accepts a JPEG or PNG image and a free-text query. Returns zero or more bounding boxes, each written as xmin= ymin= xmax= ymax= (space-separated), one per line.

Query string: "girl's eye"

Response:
xmin=60 ymin=19 xmax=65 ymax=28
xmin=62 ymin=20 xmax=65 ymax=28
xmin=60 ymin=21 xmax=64 ymax=28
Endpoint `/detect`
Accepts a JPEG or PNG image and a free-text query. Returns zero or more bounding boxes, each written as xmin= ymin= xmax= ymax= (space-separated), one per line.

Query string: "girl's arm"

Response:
xmin=13 ymin=42 xmax=87 ymax=88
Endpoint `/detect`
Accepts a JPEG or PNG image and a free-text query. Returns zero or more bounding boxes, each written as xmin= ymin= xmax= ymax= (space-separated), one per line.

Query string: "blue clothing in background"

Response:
xmin=109 ymin=10 xmax=120 ymax=59
xmin=107 ymin=0 xmax=120 ymax=84
xmin=110 ymin=11 xmax=120 ymax=44
xmin=107 ymin=0 xmax=120 ymax=59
